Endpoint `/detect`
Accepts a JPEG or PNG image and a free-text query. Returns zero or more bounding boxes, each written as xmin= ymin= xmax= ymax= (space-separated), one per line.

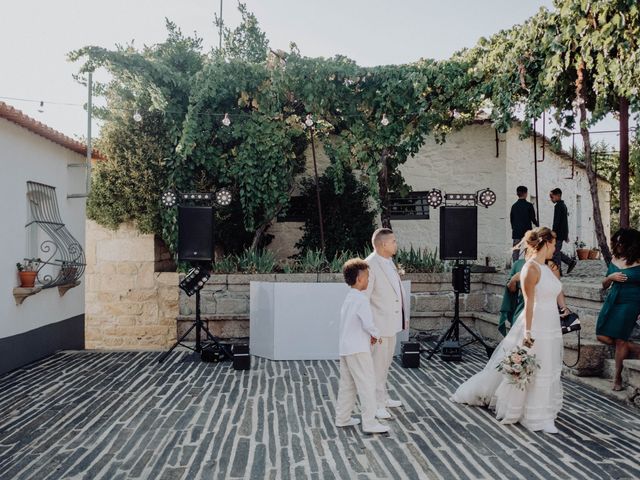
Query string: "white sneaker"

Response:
xmin=336 ymin=417 xmax=361 ymax=427
xmin=363 ymin=422 xmax=390 ymax=434
xmin=542 ymin=422 xmax=559 ymax=434
xmin=385 ymin=399 xmax=402 ymax=408
xmin=375 ymin=408 xmax=391 ymax=419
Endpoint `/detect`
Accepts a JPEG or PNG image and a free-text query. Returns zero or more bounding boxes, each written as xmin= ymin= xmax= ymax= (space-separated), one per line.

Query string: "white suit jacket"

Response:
xmin=365 ymin=253 xmax=409 ymax=337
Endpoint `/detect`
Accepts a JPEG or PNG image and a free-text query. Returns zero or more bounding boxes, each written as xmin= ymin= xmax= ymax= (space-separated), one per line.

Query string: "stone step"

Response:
xmin=601 ymin=358 xmax=640 ymax=388
xmin=563 ymin=371 xmax=637 ymax=408
xmin=562 ymin=336 xmax=610 ymax=377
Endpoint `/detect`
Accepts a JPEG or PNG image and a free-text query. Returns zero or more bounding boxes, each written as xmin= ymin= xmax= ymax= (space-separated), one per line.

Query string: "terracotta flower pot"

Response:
xmin=19 ymin=271 xmax=37 ymax=288
xmin=588 ymin=249 xmax=600 ymax=260
xmin=576 ymin=248 xmax=590 ymax=260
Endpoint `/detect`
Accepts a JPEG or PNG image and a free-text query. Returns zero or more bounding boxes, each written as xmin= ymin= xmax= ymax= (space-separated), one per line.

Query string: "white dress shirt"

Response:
xmin=339 ymin=289 xmax=381 ymax=356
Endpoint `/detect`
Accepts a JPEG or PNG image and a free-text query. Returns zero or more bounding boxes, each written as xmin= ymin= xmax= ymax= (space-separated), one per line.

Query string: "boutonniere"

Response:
xmin=396 ymin=263 xmax=405 ymax=276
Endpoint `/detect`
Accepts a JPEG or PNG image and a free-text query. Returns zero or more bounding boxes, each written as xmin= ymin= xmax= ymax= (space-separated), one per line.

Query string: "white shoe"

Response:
xmin=363 ymin=422 xmax=390 ymax=434
xmin=336 ymin=417 xmax=361 ymax=427
xmin=542 ymin=422 xmax=559 ymax=434
xmin=385 ymin=399 xmax=402 ymax=408
xmin=375 ymin=408 xmax=391 ymax=419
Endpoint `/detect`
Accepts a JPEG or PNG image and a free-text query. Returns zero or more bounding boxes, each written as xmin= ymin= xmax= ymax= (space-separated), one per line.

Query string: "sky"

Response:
xmin=1 ymin=0 xmax=620 ymax=146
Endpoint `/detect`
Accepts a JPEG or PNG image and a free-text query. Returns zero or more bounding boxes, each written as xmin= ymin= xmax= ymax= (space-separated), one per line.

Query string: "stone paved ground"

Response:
xmin=1 ymin=345 xmax=639 ymax=480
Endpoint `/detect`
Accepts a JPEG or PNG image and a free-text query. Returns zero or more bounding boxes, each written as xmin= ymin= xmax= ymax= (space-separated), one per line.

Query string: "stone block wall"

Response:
xmin=85 ymin=220 xmax=179 ymax=349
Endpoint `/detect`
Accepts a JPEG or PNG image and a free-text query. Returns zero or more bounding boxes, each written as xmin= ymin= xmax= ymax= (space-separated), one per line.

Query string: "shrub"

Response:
xmin=295 ymin=168 xmax=376 ymax=260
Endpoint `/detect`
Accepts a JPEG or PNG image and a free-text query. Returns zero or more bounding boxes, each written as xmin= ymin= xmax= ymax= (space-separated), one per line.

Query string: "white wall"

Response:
xmin=505 ymin=128 xmax=611 ymax=255
xmin=0 ymin=118 xmax=86 ymax=339
xmin=394 ymin=124 xmax=508 ymax=265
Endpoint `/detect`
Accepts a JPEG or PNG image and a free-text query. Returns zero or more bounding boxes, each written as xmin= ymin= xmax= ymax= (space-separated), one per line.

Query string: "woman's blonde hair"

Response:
xmin=517 ymin=227 xmax=556 ymax=254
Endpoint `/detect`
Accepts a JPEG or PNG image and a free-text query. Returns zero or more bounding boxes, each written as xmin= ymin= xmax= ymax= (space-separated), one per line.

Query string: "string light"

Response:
xmin=38 ymin=101 xmax=44 ymax=113
xmin=381 ymin=113 xmax=389 ymax=126
xmin=304 ymin=114 xmax=314 ymax=127
xmin=133 ymin=111 xmax=142 ymax=122
xmin=222 ymin=113 xmax=231 ymax=126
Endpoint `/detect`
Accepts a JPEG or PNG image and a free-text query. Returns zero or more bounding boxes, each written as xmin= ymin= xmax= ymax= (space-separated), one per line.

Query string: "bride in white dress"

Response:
xmin=451 ymin=227 xmax=565 ymax=434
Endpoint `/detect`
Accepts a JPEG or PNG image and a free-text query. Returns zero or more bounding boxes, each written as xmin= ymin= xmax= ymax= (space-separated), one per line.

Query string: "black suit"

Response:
xmin=510 ymin=199 xmax=538 ymax=261
xmin=552 ymin=200 xmax=572 ymax=271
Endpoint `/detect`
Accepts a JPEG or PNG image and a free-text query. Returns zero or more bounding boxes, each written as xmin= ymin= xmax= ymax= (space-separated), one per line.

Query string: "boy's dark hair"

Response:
xmin=550 ymin=188 xmax=562 ymax=196
xmin=516 ymin=186 xmax=528 ymax=196
xmin=343 ymin=258 xmax=368 ymax=286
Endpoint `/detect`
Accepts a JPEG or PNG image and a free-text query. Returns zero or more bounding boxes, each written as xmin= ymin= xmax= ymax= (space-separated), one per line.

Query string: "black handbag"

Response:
xmin=560 ymin=310 xmax=581 ymax=335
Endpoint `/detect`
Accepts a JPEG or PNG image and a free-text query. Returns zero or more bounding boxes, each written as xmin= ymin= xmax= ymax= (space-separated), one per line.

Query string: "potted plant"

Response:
xmin=575 ymin=240 xmax=590 ymax=260
xmin=588 ymin=247 xmax=600 ymax=260
xmin=16 ymin=258 xmax=40 ymax=288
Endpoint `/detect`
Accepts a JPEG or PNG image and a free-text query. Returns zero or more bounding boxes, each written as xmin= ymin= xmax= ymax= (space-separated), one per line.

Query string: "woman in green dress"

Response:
xmin=596 ymin=228 xmax=640 ymax=391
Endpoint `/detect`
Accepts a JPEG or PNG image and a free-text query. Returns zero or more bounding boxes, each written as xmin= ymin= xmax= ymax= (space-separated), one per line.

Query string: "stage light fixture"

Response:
xmin=215 ymin=188 xmax=232 ymax=206
xmin=426 ymin=189 xmax=443 ymax=208
xmin=161 ymin=191 xmax=177 ymax=207
xmin=478 ymin=188 xmax=497 ymax=208
xmin=179 ymin=266 xmax=211 ymax=297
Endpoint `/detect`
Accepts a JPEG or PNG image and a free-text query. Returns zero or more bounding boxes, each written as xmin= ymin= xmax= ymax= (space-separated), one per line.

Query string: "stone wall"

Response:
xmin=85 ymin=220 xmax=179 ymax=349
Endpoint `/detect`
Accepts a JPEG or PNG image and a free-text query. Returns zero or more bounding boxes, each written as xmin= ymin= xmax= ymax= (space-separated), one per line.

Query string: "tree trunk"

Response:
xmin=378 ymin=149 xmax=392 ymax=229
xmin=576 ymin=63 xmax=612 ymax=264
xmin=619 ymin=97 xmax=630 ymax=229
xmin=310 ymin=128 xmax=326 ymax=251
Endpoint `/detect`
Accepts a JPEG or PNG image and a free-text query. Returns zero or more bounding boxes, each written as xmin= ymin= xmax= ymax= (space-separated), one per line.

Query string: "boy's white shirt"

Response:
xmin=339 ymin=289 xmax=380 ymax=356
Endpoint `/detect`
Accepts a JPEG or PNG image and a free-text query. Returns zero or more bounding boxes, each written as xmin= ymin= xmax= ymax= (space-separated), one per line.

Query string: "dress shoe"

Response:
xmin=542 ymin=422 xmax=559 ymax=434
xmin=375 ymin=408 xmax=391 ymax=419
xmin=385 ymin=399 xmax=402 ymax=408
xmin=336 ymin=417 xmax=361 ymax=427
xmin=363 ymin=422 xmax=390 ymax=434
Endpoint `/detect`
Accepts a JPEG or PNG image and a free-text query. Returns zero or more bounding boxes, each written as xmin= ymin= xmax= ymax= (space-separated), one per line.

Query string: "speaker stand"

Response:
xmin=158 ymin=290 xmax=231 ymax=363
xmin=425 ymin=264 xmax=493 ymax=361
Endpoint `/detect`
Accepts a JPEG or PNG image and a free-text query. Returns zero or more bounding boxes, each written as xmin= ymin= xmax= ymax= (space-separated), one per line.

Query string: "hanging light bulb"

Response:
xmin=222 ymin=113 xmax=231 ymax=126
xmin=304 ymin=114 xmax=314 ymax=127
xmin=380 ymin=113 xmax=389 ymax=126
xmin=133 ymin=111 xmax=142 ymax=122
xmin=38 ymin=101 xmax=44 ymax=114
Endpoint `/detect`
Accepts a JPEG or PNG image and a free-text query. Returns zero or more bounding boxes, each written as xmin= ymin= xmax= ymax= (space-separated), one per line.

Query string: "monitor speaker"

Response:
xmin=439 ymin=206 xmax=477 ymax=260
xmin=178 ymin=206 xmax=214 ymax=262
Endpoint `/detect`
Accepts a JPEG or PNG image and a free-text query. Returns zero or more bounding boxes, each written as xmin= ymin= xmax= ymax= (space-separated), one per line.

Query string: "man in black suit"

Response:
xmin=510 ymin=186 xmax=538 ymax=262
xmin=550 ymin=188 xmax=577 ymax=275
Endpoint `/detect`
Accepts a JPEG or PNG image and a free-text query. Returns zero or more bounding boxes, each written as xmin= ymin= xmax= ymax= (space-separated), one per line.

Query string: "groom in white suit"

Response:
xmin=365 ymin=228 xmax=409 ymax=419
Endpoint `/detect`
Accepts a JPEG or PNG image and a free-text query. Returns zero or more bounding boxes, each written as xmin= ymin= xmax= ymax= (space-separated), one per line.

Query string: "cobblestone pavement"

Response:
xmin=1 ymin=346 xmax=639 ymax=480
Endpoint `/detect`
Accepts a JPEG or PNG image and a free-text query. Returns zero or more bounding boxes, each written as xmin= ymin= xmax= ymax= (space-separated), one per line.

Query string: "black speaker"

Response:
xmin=439 ymin=206 xmax=477 ymax=260
xmin=452 ymin=265 xmax=471 ymax=293
xmin=401 ymin=342 xmax=421 ymax=368
xmin=232 ymin=344 xmax=251 ymax=370
xmin=178 ymin=206 xmax=214 ymax=262
xmin=441 ymin=341 xmax=462 ymax=361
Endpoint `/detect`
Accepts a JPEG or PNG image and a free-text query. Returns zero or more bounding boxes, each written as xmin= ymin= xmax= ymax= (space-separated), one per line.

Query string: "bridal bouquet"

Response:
xmin=496 ymin=339 xmax=540 ymax=390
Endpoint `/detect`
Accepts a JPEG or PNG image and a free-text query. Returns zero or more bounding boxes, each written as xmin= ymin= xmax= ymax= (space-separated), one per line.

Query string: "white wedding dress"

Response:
xmin=451 ymin=260 xmax=564 ymax=431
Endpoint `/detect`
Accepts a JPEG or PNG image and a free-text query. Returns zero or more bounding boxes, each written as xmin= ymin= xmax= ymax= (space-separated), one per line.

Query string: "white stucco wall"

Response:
xmin=0 ymin=118 xmax=86 ymax=339
xmin=505 ymin=128 xmax=611 ymax=254
xmin=394 ymin=124 xmax=508 ymax=265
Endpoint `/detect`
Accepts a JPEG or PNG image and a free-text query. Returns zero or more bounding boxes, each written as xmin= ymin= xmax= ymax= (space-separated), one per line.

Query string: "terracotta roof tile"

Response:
xmin=0 ymin=101 xmax=105 ymax=160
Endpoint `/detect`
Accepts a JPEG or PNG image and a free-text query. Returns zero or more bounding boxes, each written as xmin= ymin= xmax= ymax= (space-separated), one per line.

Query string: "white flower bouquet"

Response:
xmin=496 ymin=338 xmax=540 ymax=391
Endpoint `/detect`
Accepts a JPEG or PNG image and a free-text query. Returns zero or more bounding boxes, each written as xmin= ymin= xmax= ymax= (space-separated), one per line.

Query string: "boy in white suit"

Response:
xmin=365 ymin=228 xmax=408 ymax=420
xmin=335 ymin=259 xmax=389 ymax=434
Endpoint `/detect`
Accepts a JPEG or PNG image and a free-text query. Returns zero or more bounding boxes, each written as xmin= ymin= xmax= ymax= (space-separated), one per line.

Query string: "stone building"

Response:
xmin=268 ymin=120 xmax=611 ymax=266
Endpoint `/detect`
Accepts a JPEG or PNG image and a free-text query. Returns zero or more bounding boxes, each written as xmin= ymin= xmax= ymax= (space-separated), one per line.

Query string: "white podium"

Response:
xmin=250 ymin=281 xmax=410 ymax=360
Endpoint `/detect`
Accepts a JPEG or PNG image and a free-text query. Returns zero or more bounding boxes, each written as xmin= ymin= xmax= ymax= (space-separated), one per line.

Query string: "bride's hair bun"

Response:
xmin=522 ymin=227 xmax=556 ymax=253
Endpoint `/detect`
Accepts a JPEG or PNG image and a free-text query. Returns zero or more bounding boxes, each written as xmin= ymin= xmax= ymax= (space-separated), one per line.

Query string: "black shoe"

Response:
xmin=566 ymin=258 xmax=577 ymax=275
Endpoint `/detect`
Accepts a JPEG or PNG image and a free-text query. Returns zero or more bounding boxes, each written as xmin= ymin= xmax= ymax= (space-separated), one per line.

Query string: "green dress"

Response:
xmin=596 ymin=263 xmax=640 ymax=340
xmin=498 ymin=259 xmax=526 ymax=336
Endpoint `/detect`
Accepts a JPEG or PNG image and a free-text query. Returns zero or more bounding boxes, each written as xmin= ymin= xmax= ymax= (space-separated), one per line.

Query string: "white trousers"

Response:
xmin=372 ymin=335 xmax=396 ymax=409
xmin=335 ymin=352 xmax=377 ymax=430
